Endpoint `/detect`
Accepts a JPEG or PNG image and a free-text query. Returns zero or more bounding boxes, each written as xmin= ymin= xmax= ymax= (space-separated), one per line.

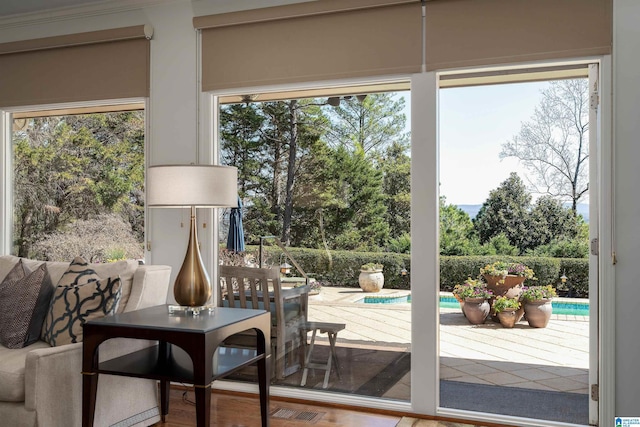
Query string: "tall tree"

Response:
xmin=500 ymin=79 xmax=589 ymax=213
xmin=328 ymin=146 xmax=389 ymax=251
xmin=382 ymin=140 xmax=411 ymax=239
xmin=219 ymin=103 xmax=266 ymax=198
xmin=324 ymin=93 xmax=408 ymax=156
xmin=474 ymin=172 xmax=533 ymax=252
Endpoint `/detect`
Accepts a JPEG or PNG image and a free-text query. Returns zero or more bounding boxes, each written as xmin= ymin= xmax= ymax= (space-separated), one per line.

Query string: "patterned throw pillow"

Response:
xmin=41 ymin=276 xmax=122 ymax=346
xmin=56 ymin=256 xmax=102 ymax=287
xmin=0 ymin=262 xmax=54 ymax=348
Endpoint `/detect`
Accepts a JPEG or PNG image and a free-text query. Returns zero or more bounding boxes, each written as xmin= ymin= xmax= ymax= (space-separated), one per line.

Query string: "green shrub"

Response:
xmin=239 ymin=245 xmax=587 ymax=296
xmin=245 ymin=245 xmax=410 ymax=289
xmin=558 ymin=258 xmax=589 ymax=297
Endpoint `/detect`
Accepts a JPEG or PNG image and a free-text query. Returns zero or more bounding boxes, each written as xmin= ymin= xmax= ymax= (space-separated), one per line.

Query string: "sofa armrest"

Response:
xmin=126 ymin=265 xmax=171 ymax=312
xmin=24 ymin=339 xmax=156 ymax=414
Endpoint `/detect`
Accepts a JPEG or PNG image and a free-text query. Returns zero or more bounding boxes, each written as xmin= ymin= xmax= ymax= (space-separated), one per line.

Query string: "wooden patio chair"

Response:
xmin=218 ymin=265 xmax=309 ymax=379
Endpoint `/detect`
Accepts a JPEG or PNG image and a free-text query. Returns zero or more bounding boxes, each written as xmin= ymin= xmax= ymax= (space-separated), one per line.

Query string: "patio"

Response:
xmin=291 ymin=285 xmax=589 ymax=419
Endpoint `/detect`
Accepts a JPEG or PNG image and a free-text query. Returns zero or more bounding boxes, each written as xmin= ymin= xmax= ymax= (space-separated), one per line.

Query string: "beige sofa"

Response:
xmin=0 ymin=255 xmax=171 ymax=427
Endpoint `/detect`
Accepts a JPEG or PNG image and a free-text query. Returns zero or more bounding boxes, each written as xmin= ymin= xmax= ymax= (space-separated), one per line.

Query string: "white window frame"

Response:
xmin=0 ymin=97 xmax=149 ymax=259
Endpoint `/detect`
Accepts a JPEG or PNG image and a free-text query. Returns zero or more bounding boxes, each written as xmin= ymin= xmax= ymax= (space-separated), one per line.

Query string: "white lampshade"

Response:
xmin=147 ymin=164 xmax=238 ymax=208
xmin=147 ymin=164 xmax=238 ymax=308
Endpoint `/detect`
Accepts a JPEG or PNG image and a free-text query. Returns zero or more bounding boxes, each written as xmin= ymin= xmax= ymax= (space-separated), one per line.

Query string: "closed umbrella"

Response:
xmin=226 ymin=196 xmax=245 ymax=253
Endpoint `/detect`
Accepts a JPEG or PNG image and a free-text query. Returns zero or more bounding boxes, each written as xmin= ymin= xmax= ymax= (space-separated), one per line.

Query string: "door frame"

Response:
xmin=412 ymin=56 xmax=614 ymax=426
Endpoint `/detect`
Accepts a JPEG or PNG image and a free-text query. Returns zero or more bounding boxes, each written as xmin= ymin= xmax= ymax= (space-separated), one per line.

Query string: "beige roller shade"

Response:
xmin=195 ymin=0 xmax=422 ymax=92
xmin=0 ymin=26 xmax=151 ymax=108
xmin=425 ymin=0 xmax=612 ymax=71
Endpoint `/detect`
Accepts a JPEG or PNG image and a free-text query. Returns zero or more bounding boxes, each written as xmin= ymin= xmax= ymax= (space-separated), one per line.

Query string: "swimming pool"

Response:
xmin=358 ymin=294 xmax=590 ymax=316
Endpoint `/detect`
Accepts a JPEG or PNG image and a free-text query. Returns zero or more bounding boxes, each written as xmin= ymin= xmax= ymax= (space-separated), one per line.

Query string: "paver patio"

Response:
xmin=304 ymin=286 xmax=589 ymax=397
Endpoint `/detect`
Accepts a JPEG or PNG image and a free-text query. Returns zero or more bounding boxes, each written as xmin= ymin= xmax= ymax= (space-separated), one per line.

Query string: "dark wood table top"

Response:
xmin=86 ymin=304 xmax=267 ymax=333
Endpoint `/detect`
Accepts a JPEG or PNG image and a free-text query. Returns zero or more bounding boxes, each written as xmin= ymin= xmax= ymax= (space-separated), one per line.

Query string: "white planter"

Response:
xmin=359 ymin=270 xmax=384 ymax=292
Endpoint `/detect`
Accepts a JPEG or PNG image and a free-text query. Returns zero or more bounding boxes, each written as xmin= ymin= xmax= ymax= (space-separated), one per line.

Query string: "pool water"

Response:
xmin=359 ymin=295 xmax=590 ymax=316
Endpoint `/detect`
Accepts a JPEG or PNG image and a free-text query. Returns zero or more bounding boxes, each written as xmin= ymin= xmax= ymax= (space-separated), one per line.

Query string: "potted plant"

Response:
xmin=481 ymin=261 xmax=534 ymax=299
xmin=520 ymin=285 xmax=557 ymax=328
xmin=452 ymin=277 xmax=477 ymax=317
xmin=453 ymin=279 xmax=493 ymax=325
xmin=358 ymin=263 xmax=384 ymax=292
xmin=492 ymin=296 xmax=522 ymax=328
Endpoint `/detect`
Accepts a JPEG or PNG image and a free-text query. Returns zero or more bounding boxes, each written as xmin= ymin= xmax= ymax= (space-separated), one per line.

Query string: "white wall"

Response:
xmin=613 ymin=0 xmax=640 ymax=416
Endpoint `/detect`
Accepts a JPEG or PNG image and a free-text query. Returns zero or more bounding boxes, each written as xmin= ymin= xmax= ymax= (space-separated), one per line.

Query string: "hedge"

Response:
xmin=246 ymin=245 xmax=411 ymax=289
xmin=239 ymin=245 xmax=589 ymax=296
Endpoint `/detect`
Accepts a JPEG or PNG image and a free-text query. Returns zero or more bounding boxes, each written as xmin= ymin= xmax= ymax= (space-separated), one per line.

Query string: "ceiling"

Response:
xmin=0 ymin=0 xmax=118 ymax=18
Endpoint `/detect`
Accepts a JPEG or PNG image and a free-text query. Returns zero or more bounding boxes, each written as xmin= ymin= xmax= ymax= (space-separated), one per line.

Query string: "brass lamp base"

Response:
xmin=174 ymin=206 xmax=212 ymax=307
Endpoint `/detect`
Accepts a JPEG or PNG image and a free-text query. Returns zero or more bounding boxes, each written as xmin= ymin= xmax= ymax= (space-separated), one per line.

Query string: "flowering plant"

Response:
xmin=480 ymin=261 xmax=509 ymax=277
xmin=492 ymin=296 xmax=521 ymax=313
xmin=520 ymin=285 xmax=557 ymax=302
xmin=453 ymin=278 xmax=493 ymax=300
xmin=480 ymin=261 xmax=535 ymax=280
xmin=507 ymin=263 xmax=535 ymax=279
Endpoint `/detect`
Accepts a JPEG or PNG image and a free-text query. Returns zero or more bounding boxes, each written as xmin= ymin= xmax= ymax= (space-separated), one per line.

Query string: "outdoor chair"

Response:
xmin=218 ymin=265 xmax=309 ymax=379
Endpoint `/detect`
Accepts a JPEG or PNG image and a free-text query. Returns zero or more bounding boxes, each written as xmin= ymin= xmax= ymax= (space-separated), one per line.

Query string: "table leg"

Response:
xmin=300 ymin=329 xmax=317 ymax=386
xmin=82 ymin=372 xmax=98 ymax=427
xmin=194 ymin=385 xmax=211 ymax=427
xmin=328 ymin=332 xmax=341 ymax=379
xmin=159 ymin=380 xmax=170 ymax=422
xmin=256 ymin=329 xmax=270 ymax=427
xmin=82 ymin=334 xmax=101 ymax=427
xmin=159 ymin=342 xmax=171 ymax=421
xmin=257 ymin=351 xmax=270 ymax=426
xmin=322 ymin=336 xmax=333 ymax=389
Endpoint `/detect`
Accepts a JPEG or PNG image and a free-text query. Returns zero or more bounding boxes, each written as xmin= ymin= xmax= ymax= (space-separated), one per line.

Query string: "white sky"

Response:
xmin=400 ymin=81 xmax=549 ymax=205
xmin=439 ymin=81 xmax=548 ymax=205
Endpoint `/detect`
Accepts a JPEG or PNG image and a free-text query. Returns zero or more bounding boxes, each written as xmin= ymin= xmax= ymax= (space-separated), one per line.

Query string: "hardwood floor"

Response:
xmin=154 ymin=386 xmax=509 ymax=427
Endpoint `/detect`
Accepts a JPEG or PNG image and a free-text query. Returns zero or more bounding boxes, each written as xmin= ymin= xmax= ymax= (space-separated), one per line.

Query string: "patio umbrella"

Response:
xmin=226 ymin=196 xmax=245 ymax=253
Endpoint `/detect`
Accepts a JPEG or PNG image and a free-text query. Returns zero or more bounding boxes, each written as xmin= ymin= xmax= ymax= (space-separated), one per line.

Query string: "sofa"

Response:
xmin=0 ymin=255 xmax=171 ymax=427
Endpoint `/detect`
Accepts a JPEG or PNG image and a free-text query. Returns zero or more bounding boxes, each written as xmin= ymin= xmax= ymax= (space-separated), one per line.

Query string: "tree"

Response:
xmin=382 ymin=140 xmax=411 ymax=239
xmin=474 ymin=173 xmax=533 ymax=252
xmin=439 ymin=196 xmax=474 ymax=255
xmin=324 ymin=93 xmax=409 ymax=156
xmin=12 ymin=112 xmax=145 ymax=257
xmin=219 ymin=103 xmax=266 ymax=198
xmin=528 ymin=195 xmax=580 ymax=247
xmin=317 ymin=146 xmax=389 ymax=251
xmin=500 ymin=79 xmax=589 ymax=214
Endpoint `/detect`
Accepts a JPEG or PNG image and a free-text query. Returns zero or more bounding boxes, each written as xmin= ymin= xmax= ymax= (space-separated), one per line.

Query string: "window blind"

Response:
xmin=194 ymin=0 xmax=422 ymax=92
xmin=0 ymin=25 xmax=151 ymax=108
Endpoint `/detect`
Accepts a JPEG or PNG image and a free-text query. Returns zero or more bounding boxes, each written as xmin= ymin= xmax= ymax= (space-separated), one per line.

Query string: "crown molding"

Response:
xmin=0 ymin=0 xmax=179 ymax=30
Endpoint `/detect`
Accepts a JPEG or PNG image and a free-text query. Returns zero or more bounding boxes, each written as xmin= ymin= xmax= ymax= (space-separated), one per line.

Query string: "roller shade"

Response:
xmin=425 ymin=0 xmax=612 ymax=71
xmin=0 ymin=25 xmax=151 ymax=108
xmin=195 ymin=0 xmax=422 ymax=92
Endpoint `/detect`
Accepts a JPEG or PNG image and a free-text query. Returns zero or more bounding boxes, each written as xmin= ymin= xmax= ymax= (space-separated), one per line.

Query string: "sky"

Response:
xmin=399 ymin=81 xmax=553 ymax=205
xmin=438 ymin=81 xmax=549 ymax=205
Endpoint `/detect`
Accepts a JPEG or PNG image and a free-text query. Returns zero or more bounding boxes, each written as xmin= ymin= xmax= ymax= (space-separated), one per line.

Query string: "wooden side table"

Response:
xmin=300 ymin=321 xmax=345 ymax=389
xmin=82 ymin=305 xmax=271 ymax=427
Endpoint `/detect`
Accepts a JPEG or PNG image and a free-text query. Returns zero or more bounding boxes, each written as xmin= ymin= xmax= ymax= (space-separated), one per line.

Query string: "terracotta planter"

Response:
xmin=484 ymin=274 xmax=526 ymax=299
xmin=453 ymin=294 xmax=467 ymax=317
xmin=496 ymin=308 xmax=519 ymax=328
xmin=524 ymin=298 xmax=553 ymax=328
xmin=462 ymin=297 xmax=490 ymax=325
xmin=359 ymin=270 xmax=384 ymax=292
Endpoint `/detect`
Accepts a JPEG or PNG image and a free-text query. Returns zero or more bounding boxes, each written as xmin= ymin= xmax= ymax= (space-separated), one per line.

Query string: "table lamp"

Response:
xmin=147 ymin=164 xmax=237 ymax=308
